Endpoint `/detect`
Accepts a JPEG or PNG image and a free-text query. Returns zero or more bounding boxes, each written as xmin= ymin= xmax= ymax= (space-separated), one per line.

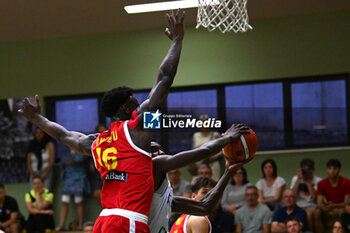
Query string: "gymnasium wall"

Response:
xmin=1 ymin=11 xmax=350 ymax=226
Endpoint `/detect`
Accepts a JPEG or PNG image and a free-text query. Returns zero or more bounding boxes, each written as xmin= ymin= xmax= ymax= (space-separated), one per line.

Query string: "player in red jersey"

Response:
xmin=19 ymin=10 xmax=185 ymax=233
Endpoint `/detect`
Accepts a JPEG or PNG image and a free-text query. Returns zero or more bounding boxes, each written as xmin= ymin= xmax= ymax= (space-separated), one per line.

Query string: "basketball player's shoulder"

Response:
xmin=187 ymin=216 xmax=210 ymax=232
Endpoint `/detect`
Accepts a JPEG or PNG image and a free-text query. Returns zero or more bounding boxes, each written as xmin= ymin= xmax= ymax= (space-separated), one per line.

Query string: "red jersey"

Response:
xmin=317 ymin=176 xmax=350 ymax=203
xmin=91 ymin=111 xmax=154 ymax=216
xmin=170 ymin=214 xmax=212 ymax=233
xmin=170 ymin=214 xmax=189 ymax=233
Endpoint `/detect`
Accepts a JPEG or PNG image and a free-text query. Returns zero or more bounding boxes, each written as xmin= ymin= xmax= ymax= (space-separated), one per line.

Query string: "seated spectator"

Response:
xmin=271 ymin=189 xmax=307 ymax=233
xmin=0 ymin=184 xmax=20 ymax=233
xmin=285 ymin=216 xmax=302 ymax=233
xmin=191 ymin=164 xmax=213 ymax=185
xmin=221 ymin=167 xmax=251 ymax=214
xmin=235 ymin=186 xmax=272 ymax=233
xmin=341 ymin=196 xmax=350 ymax=232
xmin=83 ymin=221 xmax=94 ymax=233
xmin=56 ymin=149 xmax=91 ymax=231
xmin=332 ymin=219 xmax=346 ymax=233
xmin=168 ymin=169 xmax=191 ymax=228
xmin=256 ymin=159 xmax=286 ymax=211
xmin=290 ymin=158 xmax=322 ymax=233
xmin=168 ymin=169 xmax=191 ymax=198
xmin=25 ymin=176 xmax=55 ymax=233
xmin=317 ymin=159 xmax=350 ymax=229
xmin=26 ymin=128 xmax=55 ymax=191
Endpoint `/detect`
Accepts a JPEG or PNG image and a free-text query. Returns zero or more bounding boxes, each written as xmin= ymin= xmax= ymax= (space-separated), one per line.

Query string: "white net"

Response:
xmin=196 ymin=0 xmax=252 ymax=33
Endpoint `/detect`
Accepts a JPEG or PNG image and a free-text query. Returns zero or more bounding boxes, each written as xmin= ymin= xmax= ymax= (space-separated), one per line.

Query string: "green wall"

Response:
xmin=0 ymin=11 xmax=349 ymax=99
xmin=1 ymin=11 xmax=350 ymax=227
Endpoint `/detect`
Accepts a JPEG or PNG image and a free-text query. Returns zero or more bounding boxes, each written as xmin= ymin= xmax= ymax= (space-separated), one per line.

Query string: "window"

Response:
xmin=166 ymin=89 xmax=218 ymax=153
xmin=291 ymin=80 xmax=347 ymax=145
xmin=225 ymin=83 xmax=285 ymax=149
xmin=55 ymin=98 xmax=99 ymax=157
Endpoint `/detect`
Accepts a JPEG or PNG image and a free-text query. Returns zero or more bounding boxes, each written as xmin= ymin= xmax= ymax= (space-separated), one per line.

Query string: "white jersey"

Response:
xmin=148 ymin=176 xmax=173 ymax=233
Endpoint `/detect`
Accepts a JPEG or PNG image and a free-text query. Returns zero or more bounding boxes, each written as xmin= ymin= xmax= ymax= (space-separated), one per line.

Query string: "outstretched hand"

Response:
xmin=18 ymin=94 xmax=42 ymax=120
xmin=225 ymin=123 xmax=250 ymax=142
xmin=165 ymin=9 xmax=185 ymax=40
xmin=225 ymin=155 xmax=253 ymax=172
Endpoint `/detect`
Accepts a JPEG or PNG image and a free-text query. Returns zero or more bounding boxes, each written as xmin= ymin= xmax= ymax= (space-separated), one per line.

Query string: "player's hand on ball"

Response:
xmin=165 ymin=9 xmax=185 ymax=40
xmin=225 ymin=123 xmax=250 ymax=141
xmin=18 ymin=94 xmax=42 ymax=120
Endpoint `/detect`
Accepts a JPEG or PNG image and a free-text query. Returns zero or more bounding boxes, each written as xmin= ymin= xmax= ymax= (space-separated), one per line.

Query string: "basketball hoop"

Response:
xmin=196 ymin=0 xmax=253 ymax=33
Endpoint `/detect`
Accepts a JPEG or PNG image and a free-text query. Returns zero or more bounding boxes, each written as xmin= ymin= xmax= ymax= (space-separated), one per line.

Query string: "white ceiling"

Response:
xmin=1 ymin=0 xmax=349 ymax=42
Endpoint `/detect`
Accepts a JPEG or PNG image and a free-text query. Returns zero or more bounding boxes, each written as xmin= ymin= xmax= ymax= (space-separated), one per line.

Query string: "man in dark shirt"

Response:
xmin=272 ymin=189 xmax=307 ymax=233
xmin=0 ymin=184 xmax=20 ymax=233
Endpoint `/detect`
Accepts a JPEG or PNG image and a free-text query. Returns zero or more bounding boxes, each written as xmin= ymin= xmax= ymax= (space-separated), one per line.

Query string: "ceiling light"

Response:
xmin=125 ymin=0 xmax=218 ymax=14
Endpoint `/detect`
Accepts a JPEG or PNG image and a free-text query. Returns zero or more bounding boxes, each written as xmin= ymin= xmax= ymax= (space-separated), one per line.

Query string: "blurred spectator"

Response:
xmin=256 ymin=159 xmax=286 ymax=211
xmin=285 ymin=216 xmax=302 ymax=233
xmin=317 ymin=159 xmax=350 ymax=229
xmin=26 ymin=128 xmax=55 ymax=191
xmin=90 ymin=125 xmax=106 ymax=205
xmin=25 ymin=176 xmax=54 ymax=233
xmin=341 ymin=196 xmax=350 ymax=232
xmin=332 ymin=219 xmax=346 ymax=233
xmin=83 ymin=221 xmax=94 ymax=233
xmin=235 ymin=185 xmax=272 ymax=233
xmin=0 ymin=184 xmax=21 ymax=233
xmin=191 ymin=114 xmax=221 ymax=181
xmin=221 ymin=167 xmax=251 ymax=215
xmin=290 ymin=158 xmax=322 ymax=233
xmin=271 ymin=189 xmax=307 ymax=233
xmin=168 ymin=169 xmax=191 ymax=198
xmin=56 ymin=150 xmax=91 ymax=231
xmin=168 ymin=169 xmax=191 ymax=228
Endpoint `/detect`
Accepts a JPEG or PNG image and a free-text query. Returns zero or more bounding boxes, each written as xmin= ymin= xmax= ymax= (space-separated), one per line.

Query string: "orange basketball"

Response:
xmin=222 ymin=129 xmax=258 ymax=162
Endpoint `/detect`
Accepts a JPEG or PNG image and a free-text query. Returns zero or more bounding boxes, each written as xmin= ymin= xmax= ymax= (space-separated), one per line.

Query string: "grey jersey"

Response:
xmin=148 ymin=176 xmax=173 ymax=233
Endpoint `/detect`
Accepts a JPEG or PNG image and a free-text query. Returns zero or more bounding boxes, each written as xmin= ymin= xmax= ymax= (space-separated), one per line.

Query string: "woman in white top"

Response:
xmin=256 ymin=159 xmax=286 ymax=211
xmin=27 ymin=128 xmax=55 ymax=191
xmin=221 ymin=167 xmax=251 ymax=214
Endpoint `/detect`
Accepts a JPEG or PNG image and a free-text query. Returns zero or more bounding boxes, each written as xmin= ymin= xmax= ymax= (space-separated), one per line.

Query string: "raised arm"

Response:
xmin=18 ymin=95 xmax=95 ymax=155
xmin=140 ymin=10 xmax=185 ymax=112
xmin=153 ymin=123 xmax=250 ymax=174
xmin=172 ymin=160 xmax=249 ymax=215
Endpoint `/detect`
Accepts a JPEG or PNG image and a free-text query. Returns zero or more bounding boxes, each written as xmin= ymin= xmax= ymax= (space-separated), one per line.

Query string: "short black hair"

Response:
xmin=101 ymin=86 xmax=133 ymax=117
xmin=261 ymin=159 xmax=277 ymax=178
xmin=300 ymin=158 xmax=315 ymax=169
xmin=326 ymin=159 xmax=341 ymax=169
xmin=285 ymin=216 xmax=300 ymax=225
xmin=0 ymin=183 xmax=4 ymax=189
xmin=191 ymin=177 xmax=216 ymax=194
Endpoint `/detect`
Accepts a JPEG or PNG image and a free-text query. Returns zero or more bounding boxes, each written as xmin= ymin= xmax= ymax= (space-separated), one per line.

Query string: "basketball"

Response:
xmin=222 ymin=129 xmax=258 ymax=162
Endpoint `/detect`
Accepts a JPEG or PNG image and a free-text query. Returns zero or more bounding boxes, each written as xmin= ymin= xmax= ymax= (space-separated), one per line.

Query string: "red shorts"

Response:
xmin=93 ymin=209 xmax=150 ymax=233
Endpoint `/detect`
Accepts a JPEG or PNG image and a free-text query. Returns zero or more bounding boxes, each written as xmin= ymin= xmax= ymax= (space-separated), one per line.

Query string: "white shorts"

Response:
xmin=61 ymin=194 xmax=83 ymax=204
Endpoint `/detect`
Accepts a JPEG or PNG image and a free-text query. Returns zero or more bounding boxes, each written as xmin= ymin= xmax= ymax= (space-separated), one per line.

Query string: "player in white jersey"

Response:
xmin=149 ymin=141 xmax=250 ymax=233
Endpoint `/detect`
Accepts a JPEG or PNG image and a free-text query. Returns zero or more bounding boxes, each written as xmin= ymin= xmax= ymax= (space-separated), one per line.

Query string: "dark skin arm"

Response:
xmin=18 ymin=95 xmax=96 ymax=156
xmin=139 ymin=9 xmax=185 ymax=113
xmin=152 ymin=123 xmax=249 ymax=189
xmin=172 ymin=160 xmax=249 ymax=215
